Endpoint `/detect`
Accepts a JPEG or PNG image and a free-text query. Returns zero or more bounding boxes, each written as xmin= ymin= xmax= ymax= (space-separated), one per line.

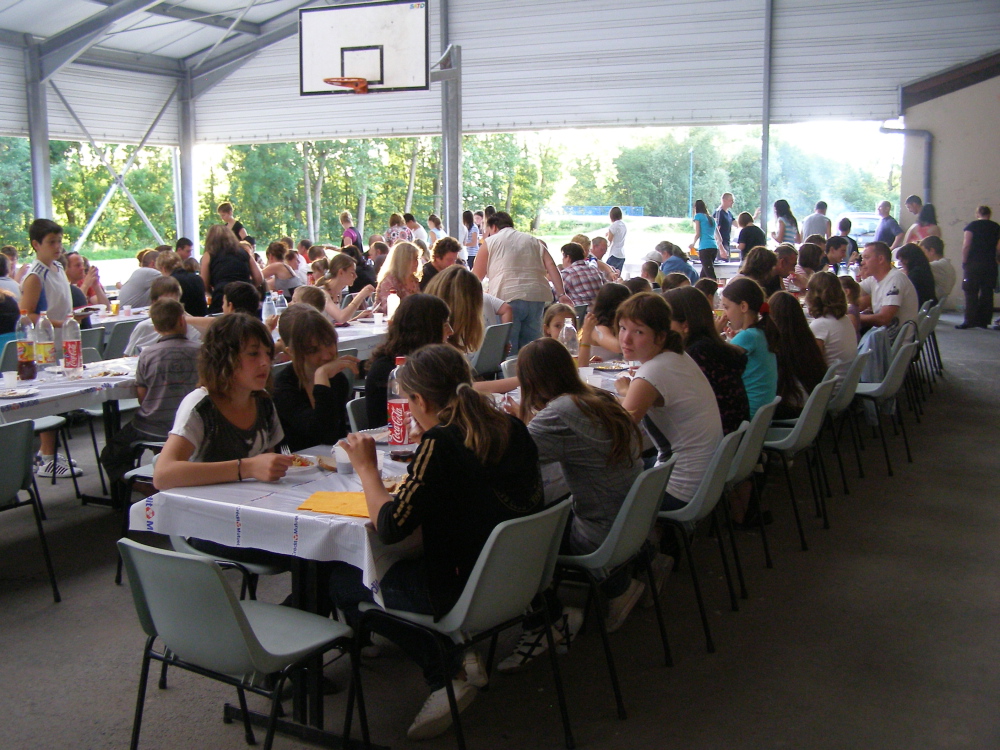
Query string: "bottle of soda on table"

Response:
xmin=62 ymin=316 xmax=83 ymax=379
xmin=15 ymin=309 xmax=36 ymax=381
xmin=35 ymin=311 xmax=56 ymax=367
xmin=387 ymin=356 xmax=409 ymax=445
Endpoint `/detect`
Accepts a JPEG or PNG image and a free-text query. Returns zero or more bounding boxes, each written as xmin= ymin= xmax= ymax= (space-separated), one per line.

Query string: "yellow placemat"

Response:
xmin=298 ymin=491 xmax=369 ymax=518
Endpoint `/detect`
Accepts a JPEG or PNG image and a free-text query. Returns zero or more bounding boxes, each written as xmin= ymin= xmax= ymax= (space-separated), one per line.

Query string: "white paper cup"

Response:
xmin=586 ymin=374 xmax=604 ymax=387
xmin=122 ymin=305 xmax=132 ymax=316
xmin=333 ymin=445 xmax=353 ymax=474
xmin=373 ymin=312 xmax=384 ymax=325
xmin=2 ymin=371 xmax=17 ymax=387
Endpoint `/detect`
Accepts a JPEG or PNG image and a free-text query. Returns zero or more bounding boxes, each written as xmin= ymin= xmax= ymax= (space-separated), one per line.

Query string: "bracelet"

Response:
xmin=236 ymin=458 xmax=243 ymax=482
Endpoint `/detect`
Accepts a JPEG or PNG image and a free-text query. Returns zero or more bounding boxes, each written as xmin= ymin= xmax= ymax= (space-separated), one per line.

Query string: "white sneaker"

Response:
xmin=604 ymin=579 xmax=645 ymax=634
xmin=36 ymin=452 xmax=78 ymax=468
xmin=463 ymin=649 xmax=489 ymax=688
xmin=496 ymin=607 xmax=583 ymax=673
xmin=640 ymin=553 xmax=674 ymax=608
xmin=35 ymin=458 xmax=83 ymax=479
xmin=406 ymin=679 xmax=477 ymax=741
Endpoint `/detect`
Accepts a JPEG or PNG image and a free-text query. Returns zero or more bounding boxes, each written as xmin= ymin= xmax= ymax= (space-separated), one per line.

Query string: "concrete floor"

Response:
xmin=2 ymin=314 xmax=999 ymax=750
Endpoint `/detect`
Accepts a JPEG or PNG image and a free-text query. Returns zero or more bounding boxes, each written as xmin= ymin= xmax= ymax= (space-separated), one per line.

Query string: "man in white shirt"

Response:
xmin=404 ymin=213 xmax=428 ymax=244
xmin=606 ymin=206 xmax=627 ymax=274
xmin=858 ymin=241 xmax=919 ymax=339
xmin=118 ymin=250 xmax=163 ymax=308
xmin=473 ymin=211 xmax=570 ymax=354
xmin=801 ymin=201 xmax=832 ymax=240
xmin=919 ymin=236 xmax=956 ymax=304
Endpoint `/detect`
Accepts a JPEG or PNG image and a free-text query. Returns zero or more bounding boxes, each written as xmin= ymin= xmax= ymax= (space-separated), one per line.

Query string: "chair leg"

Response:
xmin=842 ymin=409 xmax=865 ymax=479
xmin=29 ymin=487 xmax=60 ymax=603
xmin=263 ymin=673 xmax=289 ymax=750
xmin=588 ymin=576 xmax=626 ymax=719
xmin=811 ymin=447 xmax=831 ymax=530
xmin=674 ymin=522 xmax=715 ymax=653
xmin=130 ymin=638 xmax=154 ymax=750
xmin=896 ymin=404 xmax=913 ymax=464
xmin=485 ymin=633 xmax=499 ymax=682
xmin=828 ymin=413 xmax=849 ymax=495
xmin=712 ymin=506 xmax=739 ymax=612
xmin=345 ymin=644 xmax=371 ymax=749
xmin=158 ymin=656 xmax=169 ymax=689
xmin=235 ymin=686 xmax=256 ymax=745
xmin=58 ymin=428 xmax=82 ymax=499
xmin=31 ymin=475 xmax=47 ymax=521
xmin=540 ymin=594 xmax=576 ymax=747
xmin=813 ymin=436 xmax=832 ymax=499
xmin=88 ymin=419 xmax=108 ymax=495
xmin=639 ymin=553 xmax=673 ymax=666
xmin=873 ymin=406 xmax=893 ymax=477
xmin=439 ymin=641 xmax=468 ymax=750
xmin=750 ymin=478 xmax=773 ymax=569
xmin=720 ymin=501 xmax=748 ymax=600
xmin=804 ymin=450 xmax=823 ymax=520
xmin=780 ymin=454 xmax=808 ymax=551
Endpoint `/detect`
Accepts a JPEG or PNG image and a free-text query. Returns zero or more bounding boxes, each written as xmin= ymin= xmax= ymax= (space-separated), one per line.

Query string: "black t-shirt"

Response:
xmin=376 ymin=417 xmax=544 ymax=617
xmin=349 ymin=262 xmax=378 ymax=295
xmin=715 ymin=209 xmax=734 ymax=248
xmin=172 ymin=269 xmax=208 ymax=317
xmin=761 ymin=273 xmax=783 ymax=297
xmin=69 ymin=284 xmax=92 ymax=329
xmin=364 ymin=354 xmax=395 ymax=427
xmin=208 ymin=250 xmax=254 ymax=314
xmin=964 ymin=219 xmax=1000 ymax=267
xmin=271 ymin=364 xmax=350 ymax=452
xmin=737 ymin=225 xmax=767 ymax=252
xmin=231 ymin=220 xmax=246 ymax=240
xmin=419 ymin=261 xmax=439 ymax=291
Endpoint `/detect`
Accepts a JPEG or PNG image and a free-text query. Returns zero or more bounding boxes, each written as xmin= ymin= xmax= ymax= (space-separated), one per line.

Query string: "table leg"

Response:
xmin=80 ymin=400 xmax=123 ymax=508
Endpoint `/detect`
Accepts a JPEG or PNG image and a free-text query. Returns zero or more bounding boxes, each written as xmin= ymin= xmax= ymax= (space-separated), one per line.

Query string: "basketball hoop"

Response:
xmin=323 ymin=77 xmax=369 ymax=94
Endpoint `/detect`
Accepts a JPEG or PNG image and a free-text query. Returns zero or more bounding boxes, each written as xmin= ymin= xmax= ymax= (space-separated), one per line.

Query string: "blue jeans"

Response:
xmin=328 ymin=559 xmax=459 ymax=689
xmin=606 ymin=254 xmax=626 ymax=273
xmin=508 ymin=299 xmax=545 ymax=356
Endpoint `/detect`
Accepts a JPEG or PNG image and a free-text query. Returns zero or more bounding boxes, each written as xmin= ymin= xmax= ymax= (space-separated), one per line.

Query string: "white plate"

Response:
xmin=359 ymin=426 xmax=390 ymax=444
xmin=0 ymin=388 xmax=40 ymax=398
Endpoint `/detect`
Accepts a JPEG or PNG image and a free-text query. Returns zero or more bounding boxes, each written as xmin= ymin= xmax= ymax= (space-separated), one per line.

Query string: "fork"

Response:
xmin=279 ymin=445 xmax=291 ymax=455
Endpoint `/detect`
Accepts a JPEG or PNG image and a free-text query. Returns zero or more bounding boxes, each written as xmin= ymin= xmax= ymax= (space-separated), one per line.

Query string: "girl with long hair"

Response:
xmin=319 ymin=253 xmax=375 ymax=324
xmin=903 ymin=203 xmax=941 ymax=244
xmin=579 ymin=282 xmax=631 ymax=364
xmin=663 ymin=286 xmax=750 ymax=434
xmin=427 ymin=213 xmax=445 ymax=245
xmin=261 ymin=240 xmax=302 ymax=300
xmin=719 ymin=277 xmax=779 ymax=417
xmin=332 ymin=343 xmax=543 ymax=740
xmin=424 ymin=264 xmax=485 ymax=353
xmin=461 ymin=209 xmax=479 ymax=263
xmin=771 ymin=199 xmax=801 ymax=245
xmin=272 ymin=306 xmax=358 ymax=451
xmin=896 ymin=242 xmax=938 ymax=307
xmin=692 ymin=198 xmax=720 ymax=280
xmin=805 ymin=271 xmax=858 ymax=377
xmin=767 ymin=291 xmax=828 ymax=420
xmin=200 ymin=224 xmax=264 ymax=314
xmin=374 ymin=240 xmax=421 ymax=314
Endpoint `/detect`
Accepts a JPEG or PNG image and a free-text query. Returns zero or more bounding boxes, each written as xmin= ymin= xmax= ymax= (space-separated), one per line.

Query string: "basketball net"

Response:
xmin=323 ymin=77 xmax=369 ymax=94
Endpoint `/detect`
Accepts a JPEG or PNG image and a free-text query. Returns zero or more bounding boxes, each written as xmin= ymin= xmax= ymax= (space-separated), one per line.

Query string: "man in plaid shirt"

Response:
xmin=560 ymin=242 xmax=606 ymax=309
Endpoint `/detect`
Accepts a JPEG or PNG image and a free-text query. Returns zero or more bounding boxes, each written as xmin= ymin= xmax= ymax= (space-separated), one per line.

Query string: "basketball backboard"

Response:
xmin=299 ymin=1 xmax=429 ymax=96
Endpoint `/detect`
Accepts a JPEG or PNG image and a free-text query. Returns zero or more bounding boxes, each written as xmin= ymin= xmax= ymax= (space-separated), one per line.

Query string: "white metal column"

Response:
xmin=24 ymin=41 xmax=52 ymax=219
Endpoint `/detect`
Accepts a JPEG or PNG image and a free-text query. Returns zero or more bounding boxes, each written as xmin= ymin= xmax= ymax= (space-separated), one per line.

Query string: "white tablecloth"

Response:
xmin=331 ymin=320 xmax=388 ymax=360
xmin=0 ymin=358 xmax=138 ymax=423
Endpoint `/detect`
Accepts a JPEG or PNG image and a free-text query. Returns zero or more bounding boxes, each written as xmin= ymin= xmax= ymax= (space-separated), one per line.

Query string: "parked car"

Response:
xmin=838 ymin=212 xmax=881 ymax=246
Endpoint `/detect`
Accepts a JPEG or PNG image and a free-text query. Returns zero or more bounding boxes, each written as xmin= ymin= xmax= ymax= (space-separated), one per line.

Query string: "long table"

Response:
xmin=0 ymin=359 xmax=138 ymax=425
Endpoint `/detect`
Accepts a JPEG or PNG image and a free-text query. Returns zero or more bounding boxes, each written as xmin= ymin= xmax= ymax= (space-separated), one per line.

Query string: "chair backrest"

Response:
xmin=103 ymin=319 xmax=142 ymax=360
xmin=827 ymin=350 xmax=870 ymax=413
xmin=0 ymin=420 xmax=36 ymax=506
xmin=890 ymin=319 xmax=918 ymax=358
xmin=0 ymin=331 xmax=16 ymax=352
xmin=338 ymin=347 xmax=359 ymax=391
xmin=769 ymin=378 xmax=837 ymax=455
xmin=663 ymin=424 xmax=747 ymax=523
xmin=80 ymin=326 xmax=105 ymax=356
xmin=271 ymin=361 xmax=292 ymax=381
xmin=727 ymin=397 xmax=782 ymax=485
xmin=823 ymin=360 xmax=842 ymax=383
xmin=575 ymin=459 xmax=676 ymax=574
xmin=436 ymin=499 xmax=573 ymax=635
xmin=869 ymin=342 xmax=919 ymax=400
xmin=917 ymin=313 xmax=936 ymax=344
xmin=500 ymin=357 xmax=517 ymax=379
xmin=573 ymin=304 xmax=588 ymax=324
xmin=82 ymin=347 xmax=102 ymax=364
xmin=347 ymin=396 xmax=369 ymax=432
xmin=117 ymin=539 xmax=268 ymax=676
xmin=470 ymin=323 xmax=513 ymax=377
xmin=0 ymin=339 xmax=17 ymax=373
xmin=918 ymin=299 xmax=934 ymax=315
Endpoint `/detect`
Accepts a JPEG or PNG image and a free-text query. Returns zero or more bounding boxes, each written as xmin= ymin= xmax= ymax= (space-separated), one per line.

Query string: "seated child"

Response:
xmin=124 ymin=275 xmax=201 ymax=355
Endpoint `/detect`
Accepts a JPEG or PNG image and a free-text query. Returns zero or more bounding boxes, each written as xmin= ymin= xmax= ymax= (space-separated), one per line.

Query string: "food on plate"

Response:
xmin=592 ymin=361 xmax=629 ymax=372
xmin=316 ymin=456 xmax=338 ymax=472
xmin=382 ymin=475 xmax=406 ymax=493
xmin=289 ymin=454 xmax=314 ymax=467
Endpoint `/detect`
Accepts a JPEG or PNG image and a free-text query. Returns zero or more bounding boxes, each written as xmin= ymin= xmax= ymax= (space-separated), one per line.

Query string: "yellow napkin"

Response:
xmin=298 ymin=491 xmax=369 ymax=518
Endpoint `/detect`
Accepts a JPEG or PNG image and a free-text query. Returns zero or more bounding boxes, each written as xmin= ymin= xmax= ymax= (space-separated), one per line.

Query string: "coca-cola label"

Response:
xmin=63 ymin=339 xmax=83 ymax=369
xmin=388 ymin=398 xmax=410 ymax=445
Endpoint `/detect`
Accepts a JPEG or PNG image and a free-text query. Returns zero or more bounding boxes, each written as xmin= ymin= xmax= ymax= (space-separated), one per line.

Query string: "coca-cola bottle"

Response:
xmin=62 ymin=316 xmax=83 ymax=378
xmin=15 ymin=310 xmax=36 ymax=381
xmin=35 ymin=311 xmax=56 ymax=366
xmin=387 ymin=356 xmax=409 ymax=445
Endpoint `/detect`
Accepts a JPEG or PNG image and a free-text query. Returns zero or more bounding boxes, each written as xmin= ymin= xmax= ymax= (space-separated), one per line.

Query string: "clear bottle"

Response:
xmin=15 ymin=310 xmax=36 ymax=381
xmin=35 ymin=312 xmax=56 ymax=366
xmin=261 ymin=293 xmax=276 ymax=321
xmin=558 ymin=318 xmax=579 ymax=356
xmin=273 ymin=291 xmax=288 ymax=315
xmin=62 ymin=316 xmax=84 ymax=378
xmin=387 ymin=356 xmax=410 ymax=445
xmin=386 ymin=289 xmax=401 ymax=321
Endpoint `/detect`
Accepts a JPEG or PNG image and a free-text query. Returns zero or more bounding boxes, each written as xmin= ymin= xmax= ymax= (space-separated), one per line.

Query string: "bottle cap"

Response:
xmin=389 ymin=288 xmax=398 ymax=294
xmin=395 ymin=356 xmax=406 ymax=366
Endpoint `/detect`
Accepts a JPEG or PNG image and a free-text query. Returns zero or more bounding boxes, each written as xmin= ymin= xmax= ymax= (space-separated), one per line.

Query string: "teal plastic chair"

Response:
xmin=658 ymin=424 xmax=747 ymax=653
xmin=103 ymin=318 xmax=142 ymax=360
xmin=500 ymin=357 xmax=517 ymax=379
xmin=117 ymin=538 xmax=361 ymax=750
xmin=763 ymin=379 xmax=838 ymax=551
xmin=557 ymin=459 xmax=676 ymax=720
xmin=355 ymin=499 xmax=575 ymax=750
xmin=347 ymin=397 xmax=369 ymax=433
xmin=470 ymin=322 xmax=513 ymax=378
xmin=855 ymin=342 xmax=919 ymax=477
xmin=0 ymin=420 xmax=60 ymax=603
xmin=0 ymin=339 xmax=17 ymax=372
xmin=81 ymin=326 xmax=105 ymax=357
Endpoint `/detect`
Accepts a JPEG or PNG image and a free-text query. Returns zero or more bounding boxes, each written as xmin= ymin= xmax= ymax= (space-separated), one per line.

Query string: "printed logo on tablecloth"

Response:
xmin=370 ymin=579 xmax=380 ymax=595
xmin=145 ymin=497 xmax=155 ymax=531
xmin=235 ymin=507 xmax=242 ymax=547
xmin=292 ymin=515 xmax=299 ymax=556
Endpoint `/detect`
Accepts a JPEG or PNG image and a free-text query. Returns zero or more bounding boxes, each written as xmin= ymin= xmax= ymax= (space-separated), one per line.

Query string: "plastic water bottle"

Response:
xmin=387 ymin=356 xmax=410 ymax=445
xmin=273 ymin=292 xmax=288 ymax=315
xmin=261 ymin=293 xmax=276 ymax=321
xmin=15 ymin=310 xmax=36 ymax=381
xmin=386 ymin=289 xmax=400 ymax=321
xmin=559 ymin=319 xmax=579 ymax=356
xmin=35 ymin=312 xmax=56 ymax=366
xmin=62 ymin=316 xmax=83 ymax=379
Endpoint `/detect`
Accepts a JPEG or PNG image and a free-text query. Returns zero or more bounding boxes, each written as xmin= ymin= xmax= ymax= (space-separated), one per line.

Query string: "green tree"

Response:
xmin=224 ymin=143 xmax=306 ymax=242
xmin=0 ymin=137 xmax=33 ymax=248
xmin=565 ymin=155 xmax=605 ymax=207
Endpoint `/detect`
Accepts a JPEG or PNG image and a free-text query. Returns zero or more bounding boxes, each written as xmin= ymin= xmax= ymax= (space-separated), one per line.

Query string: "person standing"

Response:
xmin=714 ymin=193 xmax=735 ymax=259
xmin=606 ymin=206 xmax=628 ymax=274
xmin=735 ymin=212 xmax=767 ymax=257
xmin=692 ymin=199 xmax=720 ymax=280
xmin=771 ymin=200 xmax=801 ymax=245
xmin=404 ymin=213 xmax=428 ymax=244
xmin=801 ymin=201 xmax=832 ymax=240
xmin=837 ymin=217 xmax=860 ymax=262
xmin=340 ymin=211 xmax=361 ymax=248
xmin=956 ymin=205 xmax=1000 ymax=329
xmin=874 ymin=201 xmax=904 ymax=250
xmin=201 ymin=224 xmax=264 ymax=315
xmin=216 ymin=201 xmax=248 ymax=241
xmin=473 ymin=211 xmax=570 ymax=354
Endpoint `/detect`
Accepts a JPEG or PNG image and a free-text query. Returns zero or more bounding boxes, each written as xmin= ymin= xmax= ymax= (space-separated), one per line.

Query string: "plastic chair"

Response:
xmin=113 ymin=460 xmax=158 ymax=585
xmin=658 ymin=423 xmax=748 ymax=654
xmin=470 ymin=322 xmax=513 ymax=378
xmin=169 ymin=535 xmax=286 ymax=601
xmin=925 ymin=301 xmax=944 ymax=376
xmin=355 ymin=500 xmax=575 ymax=750
xmin=501 ymin=357 xmax=518 ymax=379
xmin=347 ymin=396 xmax=369 ymax=433
xmin=762 ymin=379 xmax=838 ymax=552
xmin=854 ymin=342 xmax=919 ymax=477
xmin=825 ymin=351 xmax=871 ymax=492
xmin=573 ymin=304 xmax=588 ymax=324
xmin=117 ymin=539 xmax=360 ymax=750
xmin=103 ymin=319 xmax=142 ymax=360
xmin=0 ymin=420 xmax=60 ymax=603
xmin=270 ymin=360 xmax=292 ymax=382
xmin=557 ymin=459 xmax=676 ymax=719
xmin=0 ymin=339 xmax=17 ymax=372
xmin=81 ymin=326 xmax=105 ymax=357
xmin=725 ymin=398 xmax=781 ymax=569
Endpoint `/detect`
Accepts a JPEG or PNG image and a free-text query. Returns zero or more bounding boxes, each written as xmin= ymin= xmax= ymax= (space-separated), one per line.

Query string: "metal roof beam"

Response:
xmin=88 ymin=0 xmax=262 ymax=37
xmin=1 ymin=29 xmax=183 ymax=78
xmin=37 ymin=0 xmax=161 ymax=81
xmin=187 ymin=18 xmax=298 ymax=98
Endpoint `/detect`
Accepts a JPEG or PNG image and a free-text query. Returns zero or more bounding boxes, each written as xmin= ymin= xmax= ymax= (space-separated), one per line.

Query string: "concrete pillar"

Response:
xmin=25 ymin=43 xmax=52 ymax=219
